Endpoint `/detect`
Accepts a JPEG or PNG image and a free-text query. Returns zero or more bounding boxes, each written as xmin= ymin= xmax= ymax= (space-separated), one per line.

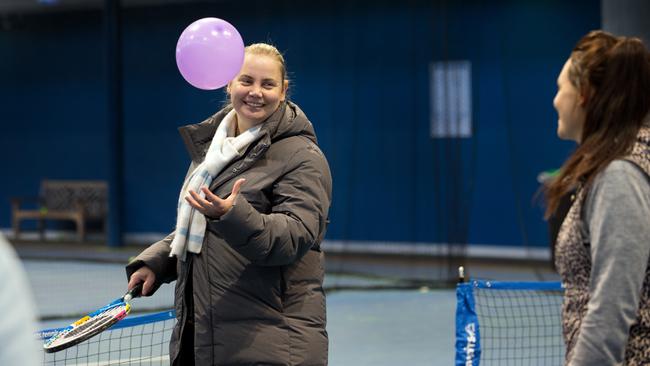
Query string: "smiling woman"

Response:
xmin=546 ymin=30 xmax=650 ymax=366
xmin=125 ymin=43 xmax=332 ymax=366
xmin=227 ymin=43 xmax=289 ymax=133
xmin=553 ymin=59 xmax=586 ymax=143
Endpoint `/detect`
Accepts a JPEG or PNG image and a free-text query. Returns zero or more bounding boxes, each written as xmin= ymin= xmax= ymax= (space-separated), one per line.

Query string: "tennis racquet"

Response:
xmin=43 ymin=283 xmax=143 ymax=353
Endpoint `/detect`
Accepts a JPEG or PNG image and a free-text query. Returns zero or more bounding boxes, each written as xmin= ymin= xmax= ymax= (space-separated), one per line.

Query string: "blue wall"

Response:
xmin=0 ymin=0 xmax=600 ymax=248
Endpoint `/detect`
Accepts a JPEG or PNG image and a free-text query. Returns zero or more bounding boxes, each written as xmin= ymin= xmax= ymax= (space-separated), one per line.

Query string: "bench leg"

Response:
xmin=102 ymin=218 xmax=108 ymax=241
xmin=38 ymin=217 xmax=45 ymax=241
xmin=76 ymin=216 xmax=85 ymax=242
xmin=12 ymin=216 xmax=20 ymax=240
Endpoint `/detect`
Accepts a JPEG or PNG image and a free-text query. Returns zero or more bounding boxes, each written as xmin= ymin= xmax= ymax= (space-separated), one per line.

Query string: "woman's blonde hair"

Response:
xmin=223 ymin=43 xmax=289 ymax=106
xmin=245 ymin=43 xmax=288 ymax=84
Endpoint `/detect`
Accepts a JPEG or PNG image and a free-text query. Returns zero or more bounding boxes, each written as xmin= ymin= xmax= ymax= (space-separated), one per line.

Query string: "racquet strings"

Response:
xmin=44 ymin=301 xmax=130 ymax=352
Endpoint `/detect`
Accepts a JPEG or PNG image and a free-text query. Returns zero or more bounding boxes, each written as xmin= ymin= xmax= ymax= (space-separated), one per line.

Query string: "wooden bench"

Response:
xmin=11 ymin=180 xmax=108 ymax=242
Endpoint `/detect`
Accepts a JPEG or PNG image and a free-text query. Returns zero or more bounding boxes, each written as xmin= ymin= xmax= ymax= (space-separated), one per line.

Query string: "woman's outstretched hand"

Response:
xmin=186 ymin=178 xmax=246 ymax=219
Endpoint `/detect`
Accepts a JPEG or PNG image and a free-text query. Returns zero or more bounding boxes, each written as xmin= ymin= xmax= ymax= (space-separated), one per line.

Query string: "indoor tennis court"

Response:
xmin=16 ymin=241 xmax=559 ymax=366
xmin=28 ymin=257 xmax=454 ymax=365
xmin=2 ymin=0 xmax=648 ymax=365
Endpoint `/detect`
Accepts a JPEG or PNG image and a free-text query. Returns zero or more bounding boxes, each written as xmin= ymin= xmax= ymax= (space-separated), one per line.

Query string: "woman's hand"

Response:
xmin=185 ymin=178 xmax=246 ymax=219
xmin=128 ymin=265 xmax=156 ymax=296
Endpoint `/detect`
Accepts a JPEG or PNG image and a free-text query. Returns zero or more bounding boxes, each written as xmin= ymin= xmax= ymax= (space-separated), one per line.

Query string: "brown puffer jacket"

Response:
xmin=126 ymin=101 xmax=332 ymax=365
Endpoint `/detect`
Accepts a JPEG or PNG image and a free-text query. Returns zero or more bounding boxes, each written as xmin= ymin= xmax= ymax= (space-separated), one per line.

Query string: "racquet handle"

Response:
xmin=124 ymin=283 xmax=143 ymax=302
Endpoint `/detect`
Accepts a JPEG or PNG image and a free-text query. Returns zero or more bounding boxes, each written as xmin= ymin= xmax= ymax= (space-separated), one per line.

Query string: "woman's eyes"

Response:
xmin=238 ymin=78 xmax=276 ymax=89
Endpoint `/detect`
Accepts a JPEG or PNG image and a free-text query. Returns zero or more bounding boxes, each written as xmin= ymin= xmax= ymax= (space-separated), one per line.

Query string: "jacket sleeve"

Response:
xmin=209 ymin=144 xmax=331 ymax=266
xmin=124 ymin=161 xmax=198 ymax=293
xmin=568 ymin=160 xmax=650 ymax=365
xmin=125 ymin=232 xmax=178 ymax=295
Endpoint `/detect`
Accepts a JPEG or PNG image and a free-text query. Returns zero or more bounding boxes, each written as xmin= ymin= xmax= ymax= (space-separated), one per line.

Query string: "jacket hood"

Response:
xmin=178 ymin=101 xmax=317 ymax=164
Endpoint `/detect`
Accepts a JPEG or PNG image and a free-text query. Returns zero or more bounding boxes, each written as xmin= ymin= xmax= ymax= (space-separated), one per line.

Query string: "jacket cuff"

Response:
xmin=125 ymin=241 xmax=177 ymax=293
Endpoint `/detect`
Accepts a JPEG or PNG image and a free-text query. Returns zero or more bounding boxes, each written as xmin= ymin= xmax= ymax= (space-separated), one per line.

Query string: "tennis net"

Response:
xmin=455 ymin=280 xmax=565 ymax=366
xmin=39 ymin=310 xmax=175 ymax=366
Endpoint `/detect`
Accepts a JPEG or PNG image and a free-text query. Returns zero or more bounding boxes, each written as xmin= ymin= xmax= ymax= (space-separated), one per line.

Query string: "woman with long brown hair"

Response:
xmin=548 ymin=30 xmax=650 ymax=365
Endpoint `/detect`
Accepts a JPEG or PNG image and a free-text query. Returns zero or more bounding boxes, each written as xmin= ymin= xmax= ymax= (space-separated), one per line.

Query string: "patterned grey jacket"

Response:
xmin=556 ymin=126 xmax=650 ymax=365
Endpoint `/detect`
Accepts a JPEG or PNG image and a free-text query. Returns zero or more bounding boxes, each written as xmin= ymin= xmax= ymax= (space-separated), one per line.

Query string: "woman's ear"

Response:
xmin=578 ymin=86 xmax=590 ymax=107
xmin=281 ymin=80 xmax=289 ymax=102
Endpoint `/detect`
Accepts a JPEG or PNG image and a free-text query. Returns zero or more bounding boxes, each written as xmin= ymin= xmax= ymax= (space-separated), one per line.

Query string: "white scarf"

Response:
xmin=170 ymin=110 xmax=263 ymax=260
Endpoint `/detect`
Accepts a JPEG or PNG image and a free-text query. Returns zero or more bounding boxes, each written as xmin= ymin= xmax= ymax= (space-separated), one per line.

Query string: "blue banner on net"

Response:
xmin=455 ymin=282 xmax=480 ymax=366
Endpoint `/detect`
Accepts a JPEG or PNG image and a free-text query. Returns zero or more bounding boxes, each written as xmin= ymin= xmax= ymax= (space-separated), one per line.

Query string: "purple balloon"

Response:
xmin=176 ymin=18 xmax=245 ymax=90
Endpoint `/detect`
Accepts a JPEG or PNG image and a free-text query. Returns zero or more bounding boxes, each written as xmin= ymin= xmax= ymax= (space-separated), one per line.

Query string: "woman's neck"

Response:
xmin=235 ymin=116 xmax=256 ymax=137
